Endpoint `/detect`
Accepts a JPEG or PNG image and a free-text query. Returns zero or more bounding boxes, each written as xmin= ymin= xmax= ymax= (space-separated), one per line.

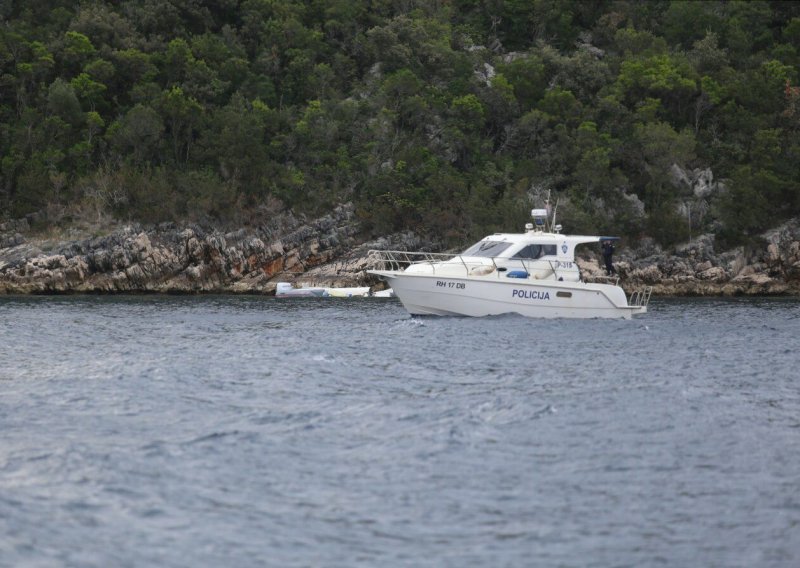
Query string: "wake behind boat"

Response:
xmin=368 ymin=208 xmax=651 ymax=319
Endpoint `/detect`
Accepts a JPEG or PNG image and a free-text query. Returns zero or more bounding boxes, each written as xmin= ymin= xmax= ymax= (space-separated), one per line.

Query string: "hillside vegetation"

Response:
xmin=1 ymin=1 xmax=799 ymax=248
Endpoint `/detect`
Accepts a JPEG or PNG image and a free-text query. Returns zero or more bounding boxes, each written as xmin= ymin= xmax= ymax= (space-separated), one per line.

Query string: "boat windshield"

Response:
xmin=461 ymin=240 xmax=512 ymax=257
xmin=511 ymin=244 xmax=557 ymax=259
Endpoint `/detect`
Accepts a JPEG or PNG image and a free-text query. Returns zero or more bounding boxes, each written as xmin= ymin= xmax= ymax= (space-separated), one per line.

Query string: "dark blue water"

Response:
xmin=1 ymin=296 xmax=798 ymax=567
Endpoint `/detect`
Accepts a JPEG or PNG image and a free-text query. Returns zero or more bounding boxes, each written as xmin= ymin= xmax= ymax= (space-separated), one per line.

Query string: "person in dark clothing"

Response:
xmin=601 ymin=240 xmax=616 ymax=276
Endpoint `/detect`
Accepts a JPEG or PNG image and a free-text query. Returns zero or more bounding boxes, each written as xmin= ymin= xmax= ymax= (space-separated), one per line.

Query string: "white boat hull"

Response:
xmin=370 ymin=271 xmax=645 ymax=319
xmin=275 ymin=282 xmax=372 ymax=298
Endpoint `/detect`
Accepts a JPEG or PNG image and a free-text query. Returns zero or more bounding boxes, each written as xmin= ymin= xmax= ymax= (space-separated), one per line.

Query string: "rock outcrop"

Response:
xmin=2 ymin=207 xmax=800 ymax=296
xmin=0 ymin=204 xmax=403 ymax=294
xmin=581 ymin=220 xmax=800 ymax=296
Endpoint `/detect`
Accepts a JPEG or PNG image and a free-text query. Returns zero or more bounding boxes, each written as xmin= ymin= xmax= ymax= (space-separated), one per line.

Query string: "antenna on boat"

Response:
xmin=552 ymin=198 xmax=560 ymax=233
xmin=541 ymin=190 xmax=560 ymax=233
xmin=529 ymin=189 xmax=562 ymax=233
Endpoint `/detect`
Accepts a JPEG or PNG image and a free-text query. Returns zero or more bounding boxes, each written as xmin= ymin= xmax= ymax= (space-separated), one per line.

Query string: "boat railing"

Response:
xmin=629 ymin=286 xmax=653 ymax=308
xmin=368 ymin=250 xmax=464 ymax=272
xmin=368 ymin=250 xmax=563 ymax=280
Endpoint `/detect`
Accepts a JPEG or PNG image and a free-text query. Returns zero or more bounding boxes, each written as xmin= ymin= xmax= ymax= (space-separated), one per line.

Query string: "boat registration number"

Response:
xmin=436 ymin=280 xmax=465 ymax=289
xmin=555 ymin=261 xmax=573 ymax=268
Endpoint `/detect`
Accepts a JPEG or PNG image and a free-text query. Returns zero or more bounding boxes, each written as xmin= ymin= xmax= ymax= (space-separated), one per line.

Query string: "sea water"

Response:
xmin=1 ymin=296 xmax=798 ymax=567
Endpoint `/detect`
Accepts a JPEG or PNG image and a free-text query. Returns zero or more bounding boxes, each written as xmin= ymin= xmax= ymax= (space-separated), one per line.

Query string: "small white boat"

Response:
xmin=275 ymin=282 xmax=373 ymax=298
xmin=368 ymin=208 xmax=651 ymax=319
xmin=371 ymin=288 xmax=395 ymax=298
xmin=275 ymin=282 xmax=328 ymax=297
xmin=326 ymin=286 xmax=372 ymax=298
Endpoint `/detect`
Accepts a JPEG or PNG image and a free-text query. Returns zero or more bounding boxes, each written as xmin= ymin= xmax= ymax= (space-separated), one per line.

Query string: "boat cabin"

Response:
xmin=453 ymin=210 xmax=617 ymax=282
xmin=401 ymin=207 xmax=618 ymax=283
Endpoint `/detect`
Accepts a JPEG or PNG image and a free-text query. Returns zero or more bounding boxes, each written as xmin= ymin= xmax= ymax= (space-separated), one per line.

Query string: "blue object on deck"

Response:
xmin=506 ymin=270 xmax=529 ymax=278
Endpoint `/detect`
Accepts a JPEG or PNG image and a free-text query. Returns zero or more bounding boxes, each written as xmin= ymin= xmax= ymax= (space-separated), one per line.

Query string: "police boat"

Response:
xmin=367 ymin=208 xmax=652 ymax=319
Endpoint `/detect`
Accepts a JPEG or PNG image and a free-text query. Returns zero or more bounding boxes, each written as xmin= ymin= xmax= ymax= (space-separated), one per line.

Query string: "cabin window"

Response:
xmin=511 ymin=244 xmax=557 ymax=259
xmin=512 ymin=244 xmax=541 ymax=259
xmin=461 ymin=240 xmax=512 ymax=257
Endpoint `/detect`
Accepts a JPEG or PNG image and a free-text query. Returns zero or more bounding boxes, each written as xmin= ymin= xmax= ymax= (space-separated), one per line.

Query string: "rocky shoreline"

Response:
xmin=0 ymin=204 xmax=422 ymax=295
xmin=2 ymin=206 xmax=799 ymax=296
xmin=580 ymin=220 xmax=800 ymax=296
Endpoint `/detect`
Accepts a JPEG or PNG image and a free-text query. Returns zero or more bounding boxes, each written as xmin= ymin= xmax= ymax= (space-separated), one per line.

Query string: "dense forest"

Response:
xmin=1 ymin=0 xmax=799 ymax=248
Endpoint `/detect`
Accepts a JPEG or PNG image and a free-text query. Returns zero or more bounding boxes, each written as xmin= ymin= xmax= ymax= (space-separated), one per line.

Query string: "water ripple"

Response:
xmin=0 ymin=295 xmax=799 ymax=567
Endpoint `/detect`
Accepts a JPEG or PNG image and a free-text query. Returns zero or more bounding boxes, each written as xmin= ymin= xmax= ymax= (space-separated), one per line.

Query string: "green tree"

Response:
xmin=200 ymin=95 xmax=275 ymax=192
xmin=70 ymin=72 xmax=107 ymax=109
xmin=662 ymin=1 xmax=724 ymax=49
xmin=47 ymin=78 xmax=82 ymax=126
xmin=62 ymin=30 xmax=96 ymax=71
xmin=158 ymin=86 xmax=202 ymax=165
xmin=450 ymin=93 xmax=485 ymax=132
xmin=631 ymin=121 xmax=695 ymax=204
xmin=616 ymin=54 xmax=697 ymax=122
xmin=499 ymin=55 xmax=546 ymax=110
xmin=107 ymin=104 xmax=164 ymax=166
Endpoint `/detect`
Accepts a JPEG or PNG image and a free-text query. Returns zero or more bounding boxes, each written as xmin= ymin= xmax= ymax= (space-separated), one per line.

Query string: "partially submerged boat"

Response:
xmin=275 ymin=282 xmax=381 ymax=298
xmin=275 ymin=282 xmax=329 ymax=297
xmin=368 ymin=208 xmax=651 ymax=319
